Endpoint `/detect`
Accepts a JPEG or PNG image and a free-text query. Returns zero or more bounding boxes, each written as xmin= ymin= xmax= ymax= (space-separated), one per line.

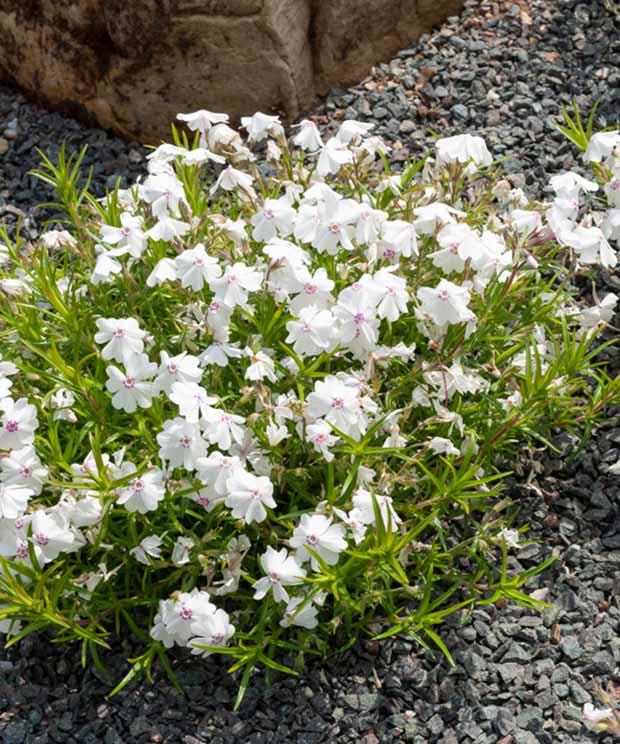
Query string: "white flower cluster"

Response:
xmin=0 ymin=107 xmax=618 ymax=653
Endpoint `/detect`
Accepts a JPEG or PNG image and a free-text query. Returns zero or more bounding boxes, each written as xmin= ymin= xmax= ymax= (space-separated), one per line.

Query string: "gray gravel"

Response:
xmin=1 ymin=0 xmax=620 ymax=742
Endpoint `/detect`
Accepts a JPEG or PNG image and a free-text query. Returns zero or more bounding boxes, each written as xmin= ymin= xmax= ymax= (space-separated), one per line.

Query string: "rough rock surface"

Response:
xmin=0 ymin=0 xmax=463 ymax=142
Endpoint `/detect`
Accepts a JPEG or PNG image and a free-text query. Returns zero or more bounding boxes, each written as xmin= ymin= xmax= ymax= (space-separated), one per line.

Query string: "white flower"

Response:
xmin=241 ymin=112 xmax=284 ymax=141
xmin=49 ymin=387 xmax=77 ymax=422
xmin=145 ymin=216 xmax=190 ymax=242
xmin=130 ymin=534 xmax=163 ymax=565
xmin=30 ymin=511 xmax=75 ymax=564
xmin=174 ymin=244 xmax=222 ymax=291
xmin=333 ymin=507 xmax=368 ymax=545
xmin=266 ymin=421 xmax=289 ymax=447
xmin=245 ymin=349 xmax=277 ymax=383
xmin=336 ymin=120 xmax=374 ymax=145
xmin=94 ymin=317 xmax=147 ymax=364
xmin=428 ymin=437 xmax=460 ymax=457
xmin=0 ymin=446 xmax=48 ymax=494
xmin=169 ymin=382 xmax=217 ymax=423
xmin=251 ymin=198 xmax=295 ymax=242
xmin=0 ymin=483 xmax=33 ymax=519
xmin=0 ymin=398 xmax=38 ymax=449
xmin=435 ymin=134 xmax=493 ymax=167
xmin=560 ymin=226 xmax=617 ymax=269
xmin=177 ymin=109 xmax=229 ymax=133
xmin=171 ymin=536 xmax=195 ymax=566
xmin=306 ymin=376 xmax=364 ymax=439
xmin=196 ymin=451 xmax=243 ymax=496
xmin=199 ymin=340 xmax=243 ymax=368
xmin=413 ymin=203 xmax=465 ymax=235
xmin=202 ymin=408 xmax=246 ymax=451
xmin=417 ymin=279 xmax=474 ymax=327
xmin=101 ymin=212 xmax=146 ymax=257
xmin=352 ymin=488 xmax=401 ymax=530
xmin=157 ymin=417 xmax=207 ymax=470
xmin=225 ymin=470 xmax=276 ymax=524
xmin=283 ymin=265 xmax=335 ymax=315
xmin=306 ymin=420 xmax=339 ymax=462
xmin=371 ymin=268 xmax=410 ymax=321
xmin=190 ymin=607 xmax=235 ymax=655
xmin=582 ymin=703 xmax=614 ymax=729
xmin=210 ymin=262 xmax=262 ymax=310
xmin=91 ymin=247 xmax=122 ymax=285
xmin=210 ymin=166 xmax=255 ymax=196
xmin=286 ymin=306 xmax=335 ymax=357
xmin=142 ymin=173 xmax=186 ymax=218
xmin=317 ymin=137 xmax=354 ymax=176
xmin=280 ymin=595 xmax=319 ymax=629
xmin=579 ymin=293 xmax=617 ymax=329
xmin=117 ymin=468 xmax=166 ymax=513
xmin=289 ymin=514 xmax=347 ymax=571
xmin=106 ymin=354 xmax=157 ymax=413
xmin=155 ymin=351 xmax=203 ymax=394
xmin=497 ymin=528 xmax=521 ymax=549
xmin=54 ymin=493 xmax=101 ymax=528
xmin=313 ymin=197 xmax=360 ymax=255
xmin=549 ymin=171 xmax=599 ymax=198
xmin=146 ymin=258 xmax=177 ymax=287
xmin=151 ymin=589 xmax=216 ymax=648
xmin=334 ymin=286 xmax=379 ymax=356
xmin=584 ymin=130 xmax=620 ymax=162
xmin=292 ymin=120 xmax=324 ymax=152
xmin=253 ymin=546 xmax=307 ymax=603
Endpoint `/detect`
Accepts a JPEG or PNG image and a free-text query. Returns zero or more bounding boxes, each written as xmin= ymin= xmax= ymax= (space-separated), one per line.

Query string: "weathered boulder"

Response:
xmin=0 ymin=0 xmax=463 ymax=142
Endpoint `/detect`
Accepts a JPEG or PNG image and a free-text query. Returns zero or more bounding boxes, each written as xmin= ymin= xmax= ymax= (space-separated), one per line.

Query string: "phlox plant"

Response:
xmin=0 ymin=107 xmax=618 ymax=706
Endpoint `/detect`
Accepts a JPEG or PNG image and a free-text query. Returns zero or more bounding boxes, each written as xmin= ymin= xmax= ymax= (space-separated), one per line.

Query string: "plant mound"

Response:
xmin=0 ymin=109 xmax=618 ymax=699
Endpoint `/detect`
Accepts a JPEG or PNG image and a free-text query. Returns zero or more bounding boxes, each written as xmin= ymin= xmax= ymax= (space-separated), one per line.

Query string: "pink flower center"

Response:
xmin=113 ymin=327 xmax=126 ymax=338
xmin=209 ymin=301 xmax=221 ymax=312
xmin=353 ymin=312 xmax=366 ymax=325
xmin=197 ymin=495 xmax=210 ymax=507
xmin=263 ymin=209 xmax=274 ymax=220
xmin=611 ymin=180 xmax=620 ymax=192
xmin=307 ymin=534 xmax=318 ymax=545
xmin=302 ymin=323 xmax=312 ymax=333
xmin=304 ymin=282 xmax=318 ymax=295
xmin=20 ymin=466 xmax=32 ymax=479
xmin=194 ymin=257 xmax=205 ymax=267
xmin=35 ymin=532 xmax=49 ymax=546
xmin=268 ymin=571 xmax=280 ymax=582
xmin=121 ymin=226 xmax=131 ymax=237
xmin=179 ymin=605 xmax=193 ymax=620
xmin=123 ymin=376 xmax=136 ymax=389
xmin=450 ymin=243 xmax=459 ymax=254
xmin=5 ymin=419 xmax=19 ymax=433
xmin=132 ymin=479 xmax=144 ymax=492
xmin=211 ymin=632 xmax=225 ymax=645
xmin=331 ymin=397 xmax=344 ymax=409
xmin=168 ymin=363 xmax=178 ymax=374
xmin=314 ymin=433 xmax=328 ymax=444
xmin=438 ymin=289 xmax=450 ymax=301
xmin=16 ymin=542 xmax=28 ymax=559
xmin=250 ymin=488 xmax=261 ymax=499
xmin=179 ymin=435 xmax=192 ymax=448
xmin=329 ymin=223 xmax=340 ymax=234
xmin=383 ymin=248 xmax=396 ymax=259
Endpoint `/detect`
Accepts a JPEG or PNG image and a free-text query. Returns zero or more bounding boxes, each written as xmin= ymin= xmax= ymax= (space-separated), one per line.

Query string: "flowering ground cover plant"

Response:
xmin=0 ymin=107 xmax=619 ymax=704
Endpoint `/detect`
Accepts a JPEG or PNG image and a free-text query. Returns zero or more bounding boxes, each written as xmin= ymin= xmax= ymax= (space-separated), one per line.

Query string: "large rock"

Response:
xmin=0 ymin=0 xmax=463 ymax=142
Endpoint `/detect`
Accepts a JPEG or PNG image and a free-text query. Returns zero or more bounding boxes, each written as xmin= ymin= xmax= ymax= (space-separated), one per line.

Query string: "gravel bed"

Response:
xmin=1 ymin=0 xmax=620 ymax=742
